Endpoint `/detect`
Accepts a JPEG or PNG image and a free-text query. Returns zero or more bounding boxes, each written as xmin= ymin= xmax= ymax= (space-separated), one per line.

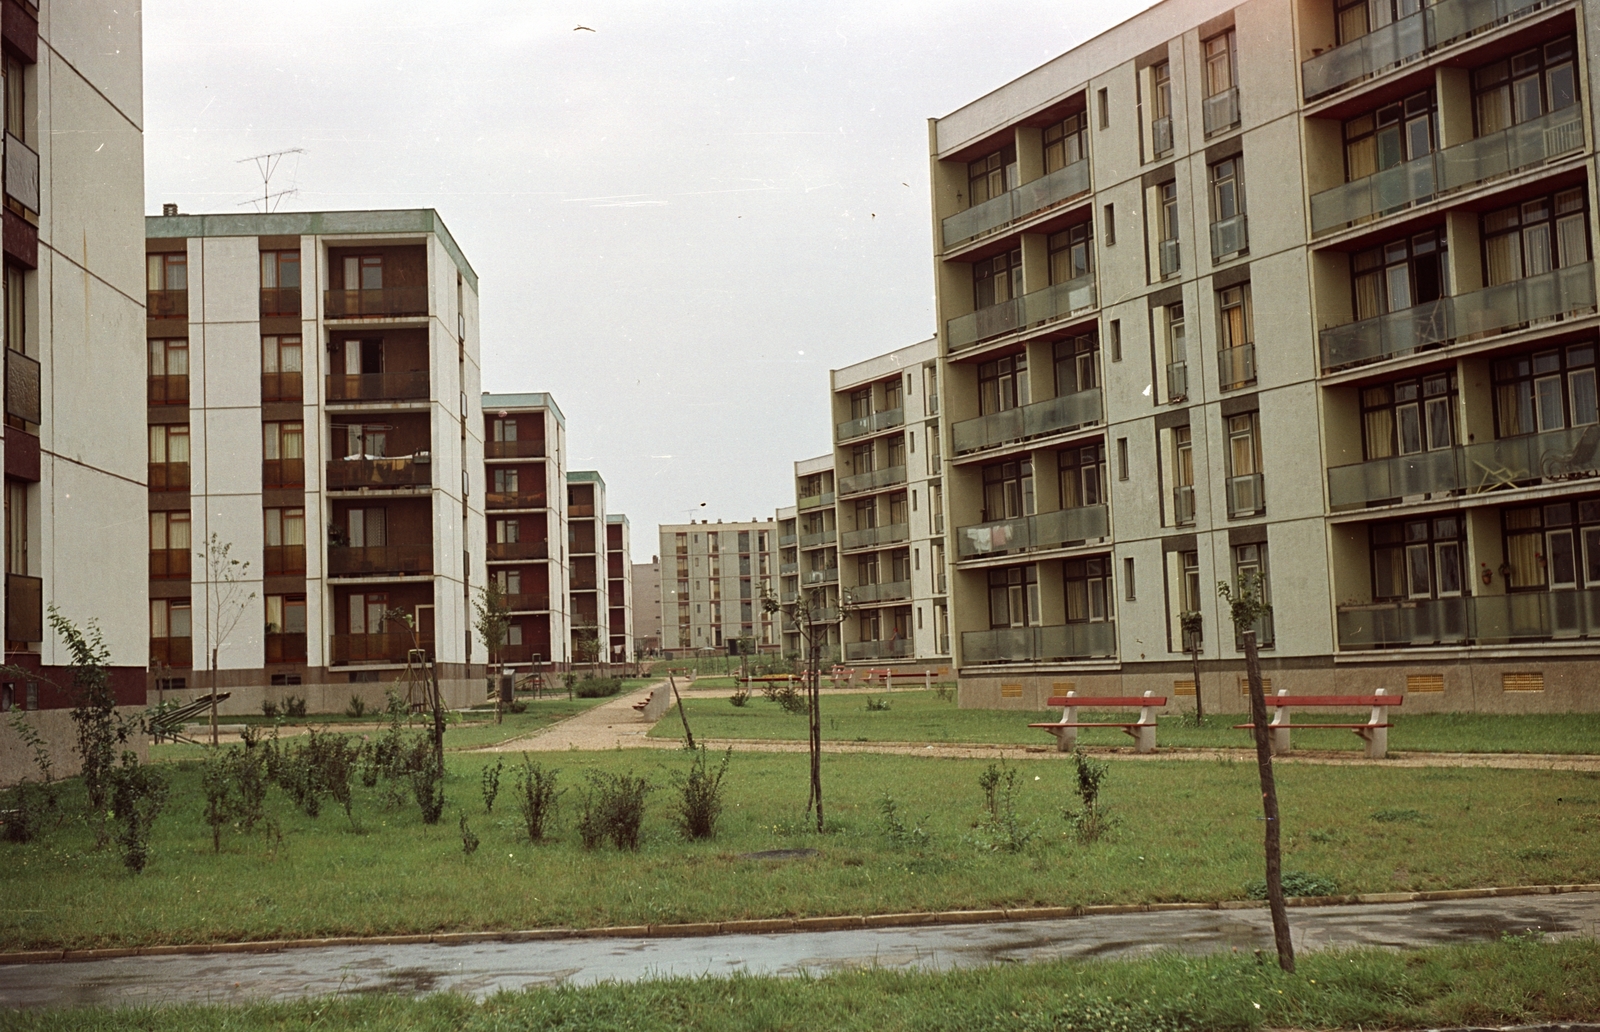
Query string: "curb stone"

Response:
xmin=6 ymin=882 xmax=1599 ymax=966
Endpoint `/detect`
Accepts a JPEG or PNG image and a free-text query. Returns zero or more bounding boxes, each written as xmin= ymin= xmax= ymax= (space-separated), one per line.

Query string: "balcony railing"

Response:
xmin=326 ymin=372 xmax=429 ymax=402
xmin=149 ymin=549 xmax=191 ymax=580
xmin=1226 ymin=472 xmax=1265 ymax=517
xmin=952 ymin=388 xmax=1102 ymax=456
xmin=1166 ymin=361 xmax=1188 ymax=401
xmin=956 ymin=504 xmax=1109 ymax=559
xmin=947 ymin=273 xmax=1097 ymax=352
xmin=571 ymin=571 xmax=598 ymax=591
xmin=845 ymin=638 xmax=913 ymax=660
xmin=1152 ymin=116 xmax=1173 ymax=157
xmin=263 ymin=545 xmax=306 ymax=576
xmin=941 ymin=158 xmax=1091 ymax=249
xmin=330 ymin=632 xmax=433 ymax=665
xmin=838 ymin=465 xmax=906 ymax=496
xmin=4 ymin=132 xmax=39 ymax=214
xmin=259 ymin=288 xmax=302 ymax=317
xmin=265 ymin=633 xmax=307 ymax=664
xmin=837 ymin=407 xmax=904 ymax=442
xmin=1218 ymin=344 xmax=1256 ymax=391
xmin=798 ymin=491 xmax=835 ymax=510
xmin=1173 ymin=485 xmax=1196 ymax=525
xmin=800 ymin=529 xmax=837 ymax=548
xmin=1336 ymin=589 xmax=1600 ymax=649
xmin=1159 ymin=239 xmax=1180 ymax=278
xmin=851 ymin=580 xmax=911 ymax=604
xmin=779 ymin=533 xmax=798 ymax=547
xmin=7 ymin=349 xmax=39 ymax=424
xmin=804 ymin=567 xmax=840 ymax=585
xmin=961 ymin=622 xmax=1116 ymax=664
xmin=504 ymin=593 xmax=551 ymax=612
xmin=780 ymin=562 xmax=799 ymax=576
xmin=148 ymin=290 xmax=187 ymax=320
xmin=1328 ymin=423 xmax=1600 ymax=510
xmin=148 ymin=462 xmax=190 ymax=492
xmin=1311 ymin=106 xmax=1584 ymax=235
xmin=262 ymin=458 xmax=304 ymax=489
xmin=6 ymin=573 xmax=41 ymax=643
xmin=485 ymin=490 xmax=546 ymax=509
xmin=323 ymin=286 xmax=428 ymax=319
xmin=1210 ymin=213 xmax=1248 ymax=259
xmin=487 ymin=540 xmax=549 ymax=561
xmin=326 ymin=456 xmax=431 ymax=490
xmin=1303 ymin=0 xmax=1545 ymax=101
xmin=149 ymin=636 xmax=192 ymax=668
xmin=841 ymin=522 xmax=910 ymax=551
xmin=1203 ymin=88 xmax=1240 ymax=136
xmin=261 ymin=372 xmax=302 ymax=402
xmin=145 ymin=373 xmax=188 ymax=407
xmin=486 ymin=439 xmax=546 ymax=459
xmin=1320 ymin=262 xmax=1597 ymax=372
xmin=326 ymin=544 xmax=432 ymax=577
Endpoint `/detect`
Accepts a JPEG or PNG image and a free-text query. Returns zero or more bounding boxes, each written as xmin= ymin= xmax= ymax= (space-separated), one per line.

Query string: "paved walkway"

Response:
xmin=5 ymin=892 xmax=1597 ymax=1010
xmin=483 ymin=681 xmax=673 ymax=752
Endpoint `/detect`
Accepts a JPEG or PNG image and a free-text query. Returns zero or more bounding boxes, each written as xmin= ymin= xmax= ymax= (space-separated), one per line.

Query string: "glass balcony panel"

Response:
xmin=1319 ymin=297 xmax=1453 ymax=370
xmin=956 ymin=514 xmax=1030 ymax=558
xmin=1455 ymin=262 xmax=1597 ymax=339
xmin=5 ymin=350 xmax=39 ymax=424
xmin=779 ymin=562 xmax=799 ymax=576
xmin=845 ymin=638 xmax=913 ymax=660
xmin=1335 ymin=597 xmax=1471 ymax=648
xmin=1439 ymin=106 xmax=1586 ymax=192
xmin=1226 ymin=472 xmax=1265 ymax=517
xmin=779 ymin=533 xmax=798 ymax=547
xmin=840 ymin=522 xmax=910 ymax=551
xmin=486 ymin=541 xmax=549 ymax=561
xmin=1152 ymin=116 xmax=1173 ymax=157
xmin=1012 ymin=159 xmax=1091 ymax=219
xmin=940 ymin=191 xmax=1020 ymax=251
xmin=1203 ymin=88 xmax=1240 ymax=136
xmin=1038 ymin=621 xmax=1117 ymax=660
xmin=837 ymin=406 xmax=905 ymax=442
xmin=1218 ymin=344 xmax=1256 ymax=390
xmin=1166 ymin=361 xmax=1188 ymax=401
xmin=1301 ymin=7 xmax=1428 ymax=100
xmin=4 ymin=133 xmax=39 ymax=214
xmin=1022 ymin=273 xmax=1098 ymax=326
xmin=799 ymin=529 xmax=837 ymax=548
xmin=1311 ymin=151 xmax=1437 ymax=233
xmin=485 ymin=439 xmax=545 ymax=459
xmin=1159 ymin=239 xmax=1180 ymax=278
xmin=947 ymin=296 xmax=1024 ymax=352
xmin=1173 ymin=485 xmax=1195 ymax=525
xmin=1210 ymin=213 xmax=1248 ymax=259
xmin=852 ymin=580 xmax=912 ymax=603
xmin=962 ymin=622 xmax=1115 ymax=663
xmin=323 ymin=287 xmax=428 ymax=319
xmin=1032 ymin=504 xmax=1109 ymax=548
xmin=1326 ymin=448 xmax=1464 ymax=509
xmin=802 ymin=567 xmax=839 ymax=585
xmin=952 ymin=389 xmax=1100 ymax=457
xmin=837 ymin=465 xmax=907 ymax=495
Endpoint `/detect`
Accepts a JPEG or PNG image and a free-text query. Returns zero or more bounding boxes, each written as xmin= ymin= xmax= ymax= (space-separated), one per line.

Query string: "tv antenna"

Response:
xmin=236 ymin=148 xmax=304 ymax=212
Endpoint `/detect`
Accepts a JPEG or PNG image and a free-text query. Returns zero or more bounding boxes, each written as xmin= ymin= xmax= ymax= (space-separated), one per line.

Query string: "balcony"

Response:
xmin=149 ymin=636 xmax=191 ymax=669
xmin=845 ymin=639 xmax=913 ymax=661
xmin=851 ymin=580 xmax=912 ymax=604
xmin=956 ymin=504 xmax=1109 ymax=559
xmin=497 ymin=643 xmax=549 ymax=665
xmin=803 ymin=567 xmax=840 ymax=586
xmin=148 ymin=290 xmax=187 ymax=320
xmin=961 ymin=622 xmax=1116 ymax=664
xmin=947 ymin=273 xmax=1097 ymax=352
xmin=6 ymin=349 xmax=39 ymax=424
xmin=1226 ymin=473 xmax=1265 ymax=518
xmin=261 ymin=372 xmax=302 ymax=402
xmin=781 ymin=589 xmax=798 ymax=605
xmin=148 ymin=462 xmax=190 ymax=492
xmin=486 ymin=490 xmax=546 ymax=509
xmin=571 ymin=570 xmax=598 ymax=591
xmin=780 ymin=562 xmax=799 ymax=576
xmin=149 ymin=549 xmax=191 ymax=580
xmin=1159 ymin=239 xmax=1180 ymax=278
xmin=840 ymin=522 xmax=910 ymax=552
xmin=1337 ymin=589 xmax=1600 ymax=649
xmin=941 ymin=158 xmax=1091 ymax=250
xmin=265 ymin=633 xmax=307 ymax=664
xmin=4 ymin=132 xmax=38 ymax=214
xmin=326 ymin=456 xmax=431 ymax=491
xmin=1218 ymin=344 xmax=1256 ymax=391
xmin=487 ymin=540 xmax=549 ymax=561
xmin=952 ymin=388 xmax=1102 ymax=456
xmin=1328 ymin=424 xmax=1600 ymax=510
xmin=1173 ymin=485 xmax=1196 ymax=526
xmin=5 ymin=573 xmax=41 ymax=644
xmin=838 ymin=465 xmax=906 ymax=496
xmin=504 ymin=593 xmax=551 ymax=612
xmin=1167 ymin=361 xmax=1188 ymax=401
xmin=800 ymin=529 xmax=837 ymax=548
xmin=1320 ymin=262 xmax=1596 ymax=372
xmin=330 ymin=632 xmax=433 ymax=665
xmin=262 ymin=458 xmax=304 ymax=489
xmin=486 ymin=439 xmax=545 ymax=459
xmin=1311 ymin=106 xmax=1585 ymax=235
xmin=798 ymin=491 xmax=835 ymax=510
xmin=1152 ymin=116 xmax=1173 ymax=158
xmin=260 ymin=288 xmax=301 ymax=318
xmin=263 ymin=545 xmax=306 ymax=576
xmin=325 ymin=372 xmax=429 ymax=402
xmin=323 ymin=287 xmax=428 ymax=319
xmin=326 ymin=544 xmax=432 ymax=577
xmin=1302 ymin=0 xmax=1545 ymax=101
xmin=1210 ymin=214 xmax=1248 ymax=260
xmin=837 ymin=407 xmax=904 ymax=443
xmin=779 ymin=533 xmax=798 ymax=548
xmin=569 ymin=502 xmax=596 ymax=518
xmin=1203 ymin=88 xmax=1240 ymax=137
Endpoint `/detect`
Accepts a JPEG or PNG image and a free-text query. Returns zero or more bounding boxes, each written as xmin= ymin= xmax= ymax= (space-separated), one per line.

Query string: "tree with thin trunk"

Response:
xmin=1218 ymin=570 xmax=1293 ymax=973
xmin=473 ymin=580 xmax=511 ymax=724
xmin=201 ymin=535 xmax=255 ymax=746
xmin=1179 ymin=610 xmax=1205 ymax=723
xmin=761 ymin=584 xmax=851 ymax=833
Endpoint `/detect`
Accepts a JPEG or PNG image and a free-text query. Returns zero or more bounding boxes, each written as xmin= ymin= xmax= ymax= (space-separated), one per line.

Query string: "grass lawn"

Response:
xmin=5 ymin=746 xmax=1600 ymax=951
xmin=12 ymin=938 xmax=1600 ymax=1031
xmin=649 ymin=689 xmax=1600 ymax=754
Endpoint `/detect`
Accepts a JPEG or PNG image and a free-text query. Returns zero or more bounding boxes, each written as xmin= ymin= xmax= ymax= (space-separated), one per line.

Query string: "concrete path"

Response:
xmin=482 ymin=681 xmax=672 ymax=752
xmin=5 ymin=892 xmax=1597 ymax=1010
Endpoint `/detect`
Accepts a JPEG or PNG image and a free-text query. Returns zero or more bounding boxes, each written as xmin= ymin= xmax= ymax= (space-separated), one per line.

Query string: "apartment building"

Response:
xmin=144 ymin=209 xmax=485 ymax=712
xmin=659 ymin=519 xmax=779 ymax=655
xmin=1 ymin=2 xmax=147 ymax=782
xmin=566 ymin=471 xmax=608 ymax=664
xmin=605 ymin=513 xmax=634 ymax=662
xmin=633 ymin=555 xmax=662 ymax=655
xmin=790 ymin=457 xmax=841 ymax=661
xmin=832 ymin=340 xmax=951 ymax=664
xmin=932 ymin=0 xmax=1600 ymax=713
xmin=483 ymin=391 xmax=569 ymax=669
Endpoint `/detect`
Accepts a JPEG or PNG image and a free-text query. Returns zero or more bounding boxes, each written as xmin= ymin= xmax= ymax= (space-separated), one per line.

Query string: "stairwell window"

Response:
xmin=1158 ymin=182 xmax=1180 ymax=278
xmin=1231 ymin=543 xmax=1273 ymax=645
xmin=1150 ymin=62 xmax=1173 ymax=159
xmin=1202 ymin=31 xmax=1239 ymax=136
xmin=1170 ymin=426 xmax=1195 ymax=526
xmin=1225 ymin=413 xmax=1264 ymax=517
xmin=1209 ymin=158 xmax=1248 ymax=259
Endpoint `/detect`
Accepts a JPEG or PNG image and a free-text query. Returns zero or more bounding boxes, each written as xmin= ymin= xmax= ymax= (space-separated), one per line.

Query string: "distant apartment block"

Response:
xmin=605 ymin=514 xmax=633 ymax=662
xmin=787 ymin=457 xmax=842 ymax=662
xmin=659 ymin=519 xmax=779 ymax=654
xmin=483 ymin=392 xmax=569 ymax=669
xmin=566 ymin=471 xmax=608 ymax=664
xmin=144 ymin=209 xmax=485 ymax=712
xmin=633 ymin=555 xmax=662 ymax=655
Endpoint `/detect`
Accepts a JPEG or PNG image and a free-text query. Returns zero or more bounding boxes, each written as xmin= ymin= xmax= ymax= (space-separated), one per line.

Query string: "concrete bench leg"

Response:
xmin=1269 ymin=726 xmax=1291 ymax=755
xmin=1133 ymin=725 xmax=1155 ymax=754
xmin=1052 ymin=726 xmax=1077 ymax=752
xmin=1361 ymin=725 xmax=1387 ymax=760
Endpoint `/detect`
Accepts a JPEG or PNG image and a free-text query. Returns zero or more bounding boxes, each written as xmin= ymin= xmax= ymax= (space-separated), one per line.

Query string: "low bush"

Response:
xmin=577 ymin=770 xmax=652 ymax=850
xmin=670 ymin=746 xmax=730 ymax=840
xmin=109 ymin=751 xmax=168 ymax=874
xmin=970 ymin=761 xmax=1036 ymax=854
xmin=260 ymin=699 xmax=279 ymax=719
xmin=573 ymin=677 xmax=622 ymax=699
xmin=1062 ymin=749 xmax=1118 ymax=843
xmin=345 ymin=696 xmax=367 ymax=719
xmin=514 ymin=757 xmax=561 ymax=842
xmin=878 ymin=793 xmax=929 ymax=850
xmin=283 ymin=695 xmax=307 ymax=719
xmin=481 ymin=757 xmax=503 ymax=814
xmin=1247 ymin=870 xmax=1340 ymax=899
xmin=459 ymin=812 xmax=479 ymax=855
xmin=729 ymin=687 xmax=750 ymax=707
xmin=864 ymin=696 xmax=890 ymax=712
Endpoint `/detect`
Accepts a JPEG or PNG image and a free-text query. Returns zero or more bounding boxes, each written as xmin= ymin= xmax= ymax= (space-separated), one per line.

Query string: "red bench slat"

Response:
xmin=1029 ymin=721 xmax=1150 ymax=729
xmin=1045 ymin=696 xmax=1167 ymax=708
xmin=1235 ymin=722 xmax=1393 ymax=730
xmin=1255 ymin=695 xmax=1402 ymax=707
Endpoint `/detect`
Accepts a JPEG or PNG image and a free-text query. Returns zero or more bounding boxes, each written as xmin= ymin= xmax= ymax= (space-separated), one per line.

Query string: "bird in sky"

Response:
xmin=574 ymin=25 xmax=595 ymax=31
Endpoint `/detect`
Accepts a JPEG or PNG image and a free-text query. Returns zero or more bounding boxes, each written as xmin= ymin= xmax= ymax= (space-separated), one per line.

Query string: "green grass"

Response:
xmin=648 ymin=689 xmax=1600 ymax=754
xmin=5 ymin=747 xmax=1600 ymax=951
xmin=13 ymin=937 xmax=1600 ymax=1031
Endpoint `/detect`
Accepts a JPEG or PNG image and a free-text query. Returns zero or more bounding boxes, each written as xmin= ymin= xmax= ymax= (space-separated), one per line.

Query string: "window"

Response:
xmin=495 ymin=567 xmax=523 ymax=595
xmin=149 ymin=511 xmax=190 ymax=577
xmin=1231 ymin=543 xmax=1273 ymax=645
xmin=1054 ymin=334 xmax=1098 ymax=395
xmin=1202 ymin=32 xmax=1239 ymax=135
xmin=1065 ymin=557 xmax=1112 ymax=622
xmin=262 ymin=335 xmax=302 ymax=378
xmin=151 ymin=599 xmax=192 ymax=640
xmin=4 ymin=264 xmax=23 ymax=355
xmin=494 ymin=518 xmax=520 ymax=544
xmin=345 ymin=507 xmax=387 ymax=548
xmin=851 ymin=442 xmax=874 ymax=475
xmin=854 ymin=497 xmax=878 ymax=530
xmin=347 ymin=592 xmax=389 ymax=635
xmin=1335 ymin=0 xmax=1416 ymax=44
xmin=1344 ymin=91 xmax=1436 ymax=183
xmin=988 ymin=565 xmax=1039 ymax=628
xmin=1500 ymin=499 xmax=1600 ymax=593
xmin=1151 ymin=62 xmax=1173 ymax=158
xmin=884 ymin=376 xmax=904 ymax=411
xmin=1059 ymin=444 xmax=1103 ymax=508
xmin=148 ymin=424 xmax=190 ymax=465
xmin=923 ymin=366 xmax=939 ymax=415
xmin=1210 ymin=158 xmax=1246 ymax=257
xmin=974 ymin=249 xmax=1023 ymax=309
xmin=888 ymin=491 xmax=908 ymax=525
xmin=1163 ymin=302 xmax=1187 ymax=401
xmin=5 ymin=481 xmax=25 ymax=576
xmin=1171 ymin=426 xmax=1195 ymax=525
xmin=1473 ymin=38 xmax=1576 ymax=136
xmin=1158 ymin=182 xmax=1180 ymax=277
xmin=1110 ymin=319 xmax=1122 ymax=362
xmin=1362 ymin=372 xmax=1457 ymax=458
xmin=1044 ymin=113 xmax=1087 ymax=172
xmin=1372 ymin=516 xmax=1465 ymax=599
xmin=339 ymin=422 xmax=387 ymax=459
xmin=265 ymin=595 xmax=307 ymax=635
xmin=1218 ymin=285 xmax=1255 ymax=390
xmin=1493 ymin=343 xmax=1598 ymax=437
xmin=1123 ymin=557 xmax=1137 ymax=601
xmin=147 ymin=253 xmax=186 ymax=293
xmin=3 ymin=54 xmax=25 ymax=145
xmin=978 ymin=353 xmax=1029 ymax=415
xmin=264 ymin=506 xmax=305 ymax=567
xmin=1352 ymin=228 xmax=1448 ymax=319
xmin=343 ymin=255 xmax=383 ymax=290
xmin=1116 ymin=437 xmax=1129 ymax=480
xmin=1103 ymin=203 xmax=1116 ymax=246
xmin=1225 ymin=413 xmax=1264 ymax=516
xmin=1482 ymin=189 xmax=1589 ymax=287
xmin=887 ymin=433 xmax=905 ymax=469
xmin=260 ymin=250 xmax=301 ymax=314
xmin=1049 ymin=222 xmax=1093 ymax=285
xmin=149 ymin=339 xmax=188 ymax=398
xmin=982 ymin=459 xmax=1034 ymax=522
xmin=1178 ymin=550 xmax=1202 ymax=614
xmin=968 ymin=146 xmax=1016 ymax=207
xmin=891 ymin=548 xmax=912 ymax=582
xmin=262 ymin=422 xmax=304 ymax=460
xmin=1097 ymin=88 xmax=1110 ymax=130
xmin=493 ymin=468 xmax=519 ymax=494
xmin=850 ymin=387 xmax=872 ymax=420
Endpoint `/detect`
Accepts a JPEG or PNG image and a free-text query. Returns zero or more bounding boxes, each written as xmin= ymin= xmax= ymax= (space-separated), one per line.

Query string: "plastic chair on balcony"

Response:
xmin=1540 ymin=424 xmax=1600 ymax=481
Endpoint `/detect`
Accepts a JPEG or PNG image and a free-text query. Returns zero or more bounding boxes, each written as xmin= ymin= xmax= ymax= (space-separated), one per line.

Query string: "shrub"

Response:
xmin=573 ymin=677 xmax=622 ymax=699
xmin=283 ymin=695 xmax=308 ymax=719
xmin=934 ymin=683 xmax=954 ymax=703
xmin=307 ymin=730 xmax=361 ymax=825
xmin=763 ymin=679 xmax=807 ymax=715
xmin=1063 ymin=749 xmax=1118 ymax=843
xmin=459 ymin=812 xmax=479 ymax=855
xmin=1246 ymin=871 xmax=1340 ymax=900
xmin=481 ymin=757 xmax=503 ymax=814
xmin=3 ymin=713 xmax=58 ymax=844
xmin=577 ymin=770 xmax=652 ymax=850
xmin=878 ymin=793 xmax=929 ymax=850
xmin=109 ymin=751 xmax=167 ymax=874
xmin=345 ymin=695 xmax=368 ymax=719
xmin=671 ymin=746 xmax=730 ymax=840
xmin=514 ymin=756 xmax=561 ymax=842
xmin=969 ymin=761 xmax=1036 ymax=854
xmin=507 ymin=700 xmax=527 ymax=715
xmin=261 ymin=699 xmax=279 ymax=719
xmin=409 ymin=740 xmax=446 ymax=825
xmin=864 ymin=696 xmax=890 ymax=712
xmin=729 ymin=687 xmax=750 ymax=707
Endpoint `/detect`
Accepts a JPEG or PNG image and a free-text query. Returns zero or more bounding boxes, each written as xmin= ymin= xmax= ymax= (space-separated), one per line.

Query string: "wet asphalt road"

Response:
xmin=3 ymin=892 xmax=1598 ymax=1011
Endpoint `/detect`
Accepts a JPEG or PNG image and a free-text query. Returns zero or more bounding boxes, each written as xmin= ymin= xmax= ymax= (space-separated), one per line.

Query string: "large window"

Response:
xmin=1218 ymin=285 xmax=1255 ymax=390
xmin=974 ymin=249 xmax=1023 ymax=309
xmin=1343 ymin=91 xmax=1436 ymax=182
xmin=1482 ymin=189 xmax=1589 ymax=287
xmin=265 ymin=595 xmax=307 ymax=636
xmin=1049 ymin=222 xmax=1092 ymax=283
xmin=262 ymin=422 xmax=304 ymax=461
xmin=1352 ymin=228 xmax=1447 ymax=319
xmin=968 ymin=146 xmax=1016 ymax=207
xmin=1473 ymin=37 xmax=1576 ymax=135
xmin=1493 ymin=343 xmax=1598 ymax=437
xmin=1151 ymin=61 xmax=1173 ymax=158
xmin=1336 ymin=0 xmax=1427 ymax=45
xmin=1362 ymin=372 xmax=1457 ymax=459
xmin=1371 ymin=516 xmax=1465 ymax=600
xmin=1158 ymin=182 xmax=1180 ymax=277
xmin=982 ymin=459 xmax=1033 ymax=523
xmin=262 ymin=335 xmax=302 ymax=377
xmin=1065 ymin=557 xmax=1112 ymax=622
xmin=151 ymin=599 xmax=192 ymax=641
xmin=1059 ymin=444 xmax=1103 ymax=508
xmin=148 ymin=510 xmax=190 ymax=579
xmin=988 ymin=565 xmax=1039 ymax=628
xmin=1204 ymin=32 xmax=1236 ymax=97
xmin=849 ymin=387 xmax=871 ymax=420
xmin=343 ymin=255 xmax=383 ymax=291
xmin=1054 ymin=334 xmax=1097 ymax=395
xmin=1044 ymin=113 xmax=1087 ymax=172
xmin=1501 ymin=499 xmax=1600 ymax=592
xmin=978 ymin=353 xmax=1029 ymax=415
xmin=884 ymin=376 xmax=903 ymax=411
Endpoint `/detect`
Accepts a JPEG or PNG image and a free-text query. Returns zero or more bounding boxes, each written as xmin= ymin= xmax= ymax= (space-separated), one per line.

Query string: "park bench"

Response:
xmin=149 ymin=692 xmax=232 ymax=743
xmin=1029 ymin=689 xmax=1165 ymax=754
xmin=1233 ymin=688 xmax=1401 ymax=759
xmin=858 ymin=668 xmax=950 ymax=690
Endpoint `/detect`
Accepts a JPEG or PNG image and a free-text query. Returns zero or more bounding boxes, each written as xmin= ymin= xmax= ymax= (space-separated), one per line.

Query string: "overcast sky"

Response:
xmin=145 ymin=0 xmax=1160 ymax=563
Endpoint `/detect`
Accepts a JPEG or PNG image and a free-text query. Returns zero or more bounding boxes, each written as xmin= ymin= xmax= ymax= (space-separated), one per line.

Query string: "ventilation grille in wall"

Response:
xmin=1051 ymin=682 xmax=1075 ymax=696
xmin=1502 ymin=672 xmax=1545 ymax=692
xmin=1406 ymin=673 xmax=1444 ymax=693
xmin=1238 ymin=676 xmax=1274 ymax=696
xmin=1173 ymin=679 xmax=1196 ymax=696
xmin=1000 ymin=683 xmax=1023 ymax=698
